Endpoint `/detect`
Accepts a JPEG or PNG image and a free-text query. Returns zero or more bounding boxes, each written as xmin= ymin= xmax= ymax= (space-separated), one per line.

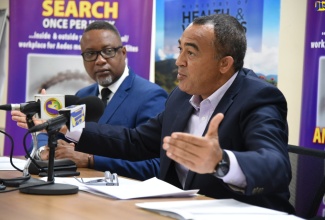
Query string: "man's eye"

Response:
xmin=103 ymin=48 xmax=114 ymax=54
xmin=85 ymin=52 xmax=96 ymax=57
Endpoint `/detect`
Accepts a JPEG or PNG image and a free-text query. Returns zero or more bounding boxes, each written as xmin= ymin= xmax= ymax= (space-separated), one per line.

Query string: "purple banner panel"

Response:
xmin=299 ymin=0 xmax=325 ymax=217
xmin=5 ymin=0 xmax=153 ymax=155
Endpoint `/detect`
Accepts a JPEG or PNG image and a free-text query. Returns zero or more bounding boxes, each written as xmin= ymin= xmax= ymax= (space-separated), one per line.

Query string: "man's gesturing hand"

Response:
xmin=162 ymin=113 xmax=224 ymax=174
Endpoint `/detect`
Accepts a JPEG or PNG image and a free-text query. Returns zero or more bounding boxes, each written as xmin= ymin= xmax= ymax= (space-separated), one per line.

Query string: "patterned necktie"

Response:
xmin=101 ymin=88 xmax=111 ymax=105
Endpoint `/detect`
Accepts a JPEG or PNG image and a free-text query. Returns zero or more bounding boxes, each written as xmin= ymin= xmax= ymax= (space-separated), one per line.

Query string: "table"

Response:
xmin=0 ymin=168 xmax=210 ymax=220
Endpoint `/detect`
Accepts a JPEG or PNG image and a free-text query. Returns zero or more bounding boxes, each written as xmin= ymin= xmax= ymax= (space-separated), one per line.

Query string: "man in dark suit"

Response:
xmin=70 ymin=14 xmax=295 ymax=213
xmin=12 ymin=21 xmax=168 ymax=181
xmin=14 ymin=14 xmax=294 ymax=213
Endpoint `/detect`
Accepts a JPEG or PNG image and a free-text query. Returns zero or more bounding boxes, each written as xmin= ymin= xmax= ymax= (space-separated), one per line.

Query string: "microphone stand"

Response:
xmin=22 ymin=113 xmax=38 ymax=177
xmin=20 ymin=119 xmax=78 ymax=195
xmin=22 ymin=132 xmax=37 ymax=176
xmin=3 ymin=113 xmax=38 ymax=187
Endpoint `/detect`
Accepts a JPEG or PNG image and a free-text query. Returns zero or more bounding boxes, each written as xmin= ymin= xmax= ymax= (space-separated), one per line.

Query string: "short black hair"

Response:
xmin=193 ymin=14 xmax=247 ymax=72
xmin=84 ymin=21 xmax=121 ymax=40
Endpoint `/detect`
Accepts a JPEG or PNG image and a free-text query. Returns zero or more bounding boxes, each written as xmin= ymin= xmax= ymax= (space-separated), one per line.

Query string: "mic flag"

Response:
xmin=34 ymin=94 xmax=80 ymax=119
xmin=59 ymin=105 xmax=86 ymax=132
xmin=28 ymin=96 xmax=104 ymax=133
xmin=0 ymin=95 xmax=79 ymax=117
xmin=28 ymin=105 xmax=86 ymax=133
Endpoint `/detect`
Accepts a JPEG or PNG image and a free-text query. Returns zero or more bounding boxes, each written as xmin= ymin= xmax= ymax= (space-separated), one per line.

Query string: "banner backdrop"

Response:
xmin=0 ymin=8 xmax=8 ymax=104
xmin=5 ymin=0 xmax=153 ymax=155
xmin=155 ymin=0 xmax=280 ymax=93
xmin=299 ymin=0 xmax=325 ymax=217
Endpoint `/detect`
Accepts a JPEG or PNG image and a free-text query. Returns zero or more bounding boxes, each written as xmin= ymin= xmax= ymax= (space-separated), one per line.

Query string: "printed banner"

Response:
xmin=299 ymin=0 xmax=325 ymax=217
xmin=5 ymin=0 xmax=153 ymax=155
xmin=155 ymin=0 xmax=280 ymax=93
xmin=0 ymin=8 xmax=8 ymax=104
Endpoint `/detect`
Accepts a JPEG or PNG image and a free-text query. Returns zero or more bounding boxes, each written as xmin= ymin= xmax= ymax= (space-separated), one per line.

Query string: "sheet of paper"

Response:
xmin=49 ymin=176 xmax=138 ymax=191
xmin=136 ymin=199 xmax=304 ymax=220
xmin=0 ymin=156 xmax=26 ymax=170
xmin=39 ymin=176 xmax=137 ymax=198
xmin=82 ymin=177 xmax=198 ymax=199
xmin=58 ymin=177 xmax=198 ymax=199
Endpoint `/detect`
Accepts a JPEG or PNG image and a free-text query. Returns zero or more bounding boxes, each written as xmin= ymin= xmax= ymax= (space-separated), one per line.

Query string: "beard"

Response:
xmin=97 ymin=75 xmax=113 ymax=87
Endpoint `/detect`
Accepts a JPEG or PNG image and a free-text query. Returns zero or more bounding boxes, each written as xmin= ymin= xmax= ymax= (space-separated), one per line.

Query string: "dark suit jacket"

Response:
xmin=76 ymin=68 xmax=295 ymax=213
xmin=75 ymin=69 xmax=167 ymax=180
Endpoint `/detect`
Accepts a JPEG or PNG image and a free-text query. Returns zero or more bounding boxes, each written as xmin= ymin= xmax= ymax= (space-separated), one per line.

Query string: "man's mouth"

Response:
xmin=96 ymin=69 xmax=110 ymax=76
xmin=177 ymin=72 xmax=186 ymax=80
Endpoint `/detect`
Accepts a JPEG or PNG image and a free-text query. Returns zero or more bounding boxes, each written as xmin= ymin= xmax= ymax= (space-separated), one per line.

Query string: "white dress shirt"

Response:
xmin=98 ymin=66 xmax=129 ymax=103
xmin=176 ymin=72 xmax=247 ymax=188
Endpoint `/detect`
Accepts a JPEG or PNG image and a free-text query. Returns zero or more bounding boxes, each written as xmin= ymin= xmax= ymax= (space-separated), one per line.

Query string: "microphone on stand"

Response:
xmin=0 ymin=95 xmax=79 ymax=113
xmin=19 ymin=96 xmax=105 ymax=195
xmin=0 ymin=95 xmax=80 ymax=128
xmin=0 ymin=101 xmax=40 ymax=112
xmin=28 ymin=96 xmax=105 ymax=133
xmin=0 ymin=95 xmax=81 ymax=187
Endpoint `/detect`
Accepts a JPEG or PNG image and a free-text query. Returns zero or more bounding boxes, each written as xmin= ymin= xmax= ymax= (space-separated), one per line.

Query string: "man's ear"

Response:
xmin=219 ymin=56 xmax=234 ymax=74
xmin=121 ymin=46 xmax=127 ymax=57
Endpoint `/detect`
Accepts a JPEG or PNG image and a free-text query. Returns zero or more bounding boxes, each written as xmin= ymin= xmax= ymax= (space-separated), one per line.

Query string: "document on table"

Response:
xmin=136 ymin=199 xmax=304 ymax=220
xmin=0 ymin=156 xmax=26 ymax=170
xmin=53 ymin=177 xmax=199 ymax=199
xmin=44 ymin=176 xmax=137 ymax=197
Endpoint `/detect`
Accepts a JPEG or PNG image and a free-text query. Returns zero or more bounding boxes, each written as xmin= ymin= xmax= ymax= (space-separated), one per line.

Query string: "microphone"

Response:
xmin=0 ymin=95 xmax=79 ymax=112
xmin=28 ymin=96 xmax=105 ymax=133
xmin=0 ymin=95 xmax=79 ymax=129
xmin=28 ymin=115 xmax=67 ymax=133
xmin=0 ymin=101 xmax=40 ymax=114
xmin=0 ymin=95 xmax=80 ymax=115
xmin=76 ymin=96 xmax=105 ymax=122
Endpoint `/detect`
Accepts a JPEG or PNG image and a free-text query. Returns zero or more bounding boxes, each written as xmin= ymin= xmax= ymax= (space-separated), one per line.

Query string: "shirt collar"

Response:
xmin=189 ymin=71 xmax=238 ymax=110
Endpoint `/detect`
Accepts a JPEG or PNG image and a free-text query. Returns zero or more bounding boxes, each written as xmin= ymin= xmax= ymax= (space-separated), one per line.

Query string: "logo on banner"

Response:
xmin=315 ymin=1 xmax=325 ymax=11
xmin=44 ymin=98 xmax=63 ymax=117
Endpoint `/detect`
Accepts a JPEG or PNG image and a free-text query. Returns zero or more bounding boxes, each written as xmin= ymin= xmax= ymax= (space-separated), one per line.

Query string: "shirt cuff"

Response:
xmin=220 ymin=150 xmax=247 ymax=188
xmin=65 ymin=128 xmax=82 ymax=143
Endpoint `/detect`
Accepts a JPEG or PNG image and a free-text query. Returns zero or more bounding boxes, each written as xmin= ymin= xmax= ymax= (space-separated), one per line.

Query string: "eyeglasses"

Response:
xmin=74 ymin=171 xmax=119 ymax=186
xmin=81 ymin=46 xmax=123 ymax=62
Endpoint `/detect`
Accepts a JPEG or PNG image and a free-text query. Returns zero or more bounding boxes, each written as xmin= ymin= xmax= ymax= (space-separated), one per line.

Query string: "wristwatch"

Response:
xmin=35 ymin=146 xmax=46 ymax=160
xmin=212 ymin=150 xmax=230 ymax=177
